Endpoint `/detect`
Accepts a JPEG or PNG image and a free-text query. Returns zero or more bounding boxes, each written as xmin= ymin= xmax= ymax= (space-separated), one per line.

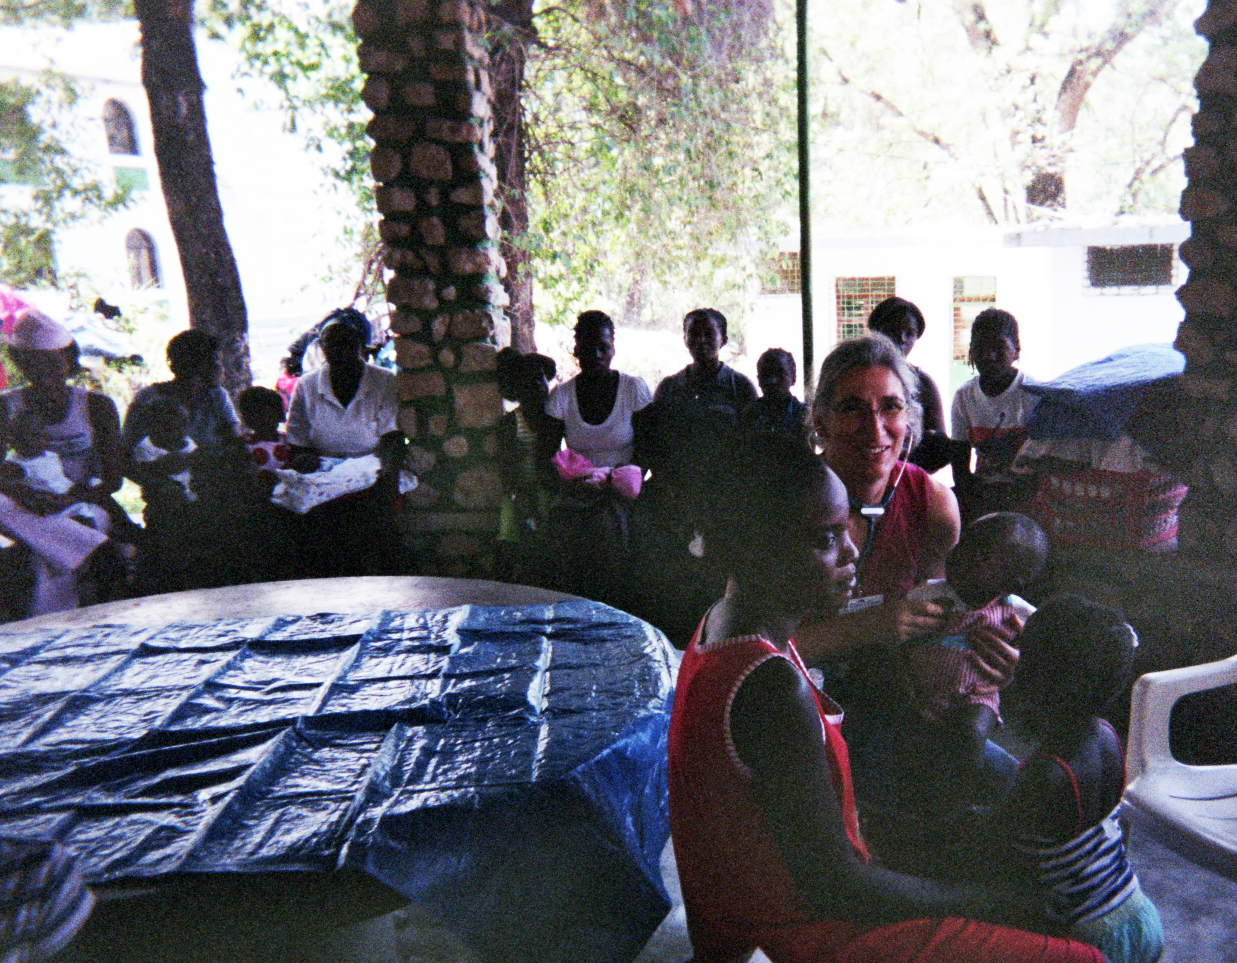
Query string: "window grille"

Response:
xmin=765 ymin=252 xmax=801 ymax=295
xmin=952 ymin=276 xmax=997 ymax=363
xmin=835 ymin=276 xmax=895 ymax=342
xmin=1086 ymin=245 xmax=1174 ymax=291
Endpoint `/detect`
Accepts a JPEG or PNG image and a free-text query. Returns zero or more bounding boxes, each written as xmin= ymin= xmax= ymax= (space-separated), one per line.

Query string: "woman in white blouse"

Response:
xmin=284 ymin=318 xmax=405 ymax=576
xmin=541 ymin=310 xmax=652 ymax=470
xmin=538 ymin=310 xmax=652 ymax=605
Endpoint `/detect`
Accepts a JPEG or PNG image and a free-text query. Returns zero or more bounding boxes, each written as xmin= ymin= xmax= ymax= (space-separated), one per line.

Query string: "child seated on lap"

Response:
xmin=900 ymin=511 xmax=1048 ymax=807
xmin=237 ymin=386 xmax=290 ymax=475
xmin=2 ymin=410 xmax=74 ymax=497
xmin=130 ymin=396 xmax=196 ymax=503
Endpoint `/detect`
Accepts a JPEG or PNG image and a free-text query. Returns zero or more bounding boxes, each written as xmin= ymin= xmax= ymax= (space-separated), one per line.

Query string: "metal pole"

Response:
xmin=796 ymin=0 xmax=813 ymax=392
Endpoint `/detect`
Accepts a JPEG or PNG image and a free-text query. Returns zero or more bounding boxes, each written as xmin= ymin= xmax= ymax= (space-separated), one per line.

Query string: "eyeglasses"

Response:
xmin=828 ymin=398 xmax=908 ymax=422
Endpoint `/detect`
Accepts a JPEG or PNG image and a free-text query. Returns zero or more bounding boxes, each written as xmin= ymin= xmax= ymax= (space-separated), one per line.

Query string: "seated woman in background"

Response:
xmin=285 ymin=318 xmax=404 ymax=577
xmin=122 ymin=329 xmax=249 ymax=593
xmin=668 ymin=431 xmax=1104 ymax=963
xmin=123 ymin=330 xmax=241 ymax=456
xmin=867 ymin=297 xmax=950 ymax=473
xmin=1 ymin=311 xmax=125 ymax=617
xmin=537 ymin=310 xmax=652 ymax=604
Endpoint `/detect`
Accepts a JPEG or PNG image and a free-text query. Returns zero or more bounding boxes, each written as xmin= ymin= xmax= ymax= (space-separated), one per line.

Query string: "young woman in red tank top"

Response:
xmin=667 ymin=433 xmax=1104 ymax=963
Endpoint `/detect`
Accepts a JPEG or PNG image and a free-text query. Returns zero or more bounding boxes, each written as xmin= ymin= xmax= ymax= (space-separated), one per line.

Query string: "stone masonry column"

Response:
xmin=353 ymin=0 xmax=509 ymax=575
xmin=1174 ymin=0 xmax=1237 ymax=565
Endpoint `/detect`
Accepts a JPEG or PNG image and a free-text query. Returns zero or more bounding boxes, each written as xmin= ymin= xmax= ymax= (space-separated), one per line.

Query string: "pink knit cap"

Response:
xmin=6 ymin=310 xmax=73 ymax=351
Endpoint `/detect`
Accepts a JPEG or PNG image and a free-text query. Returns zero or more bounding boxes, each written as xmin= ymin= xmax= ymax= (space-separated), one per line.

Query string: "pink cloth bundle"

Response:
xmin=551 ymin=449 xmax=643 ymax=500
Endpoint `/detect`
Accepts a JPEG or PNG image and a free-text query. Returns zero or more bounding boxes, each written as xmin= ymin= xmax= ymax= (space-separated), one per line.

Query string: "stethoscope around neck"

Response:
xmin=849 ymin=456 xmax=908 ymax=570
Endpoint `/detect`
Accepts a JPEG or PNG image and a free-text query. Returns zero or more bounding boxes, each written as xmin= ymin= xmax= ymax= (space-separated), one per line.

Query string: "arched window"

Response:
xmin=103 ymin=99 xmax=138 ymax=156
xmin=126 ymin=229 xmax=161 ymax=288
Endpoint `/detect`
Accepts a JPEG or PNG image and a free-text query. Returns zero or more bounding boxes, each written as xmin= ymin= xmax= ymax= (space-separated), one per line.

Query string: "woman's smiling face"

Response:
xmin=816 ymin=364 xmax=909 ymax=491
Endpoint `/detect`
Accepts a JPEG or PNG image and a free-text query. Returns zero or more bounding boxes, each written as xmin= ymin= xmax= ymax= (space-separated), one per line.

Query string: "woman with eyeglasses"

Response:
xmin=798 ymin=334 xmax=1022 ymax=868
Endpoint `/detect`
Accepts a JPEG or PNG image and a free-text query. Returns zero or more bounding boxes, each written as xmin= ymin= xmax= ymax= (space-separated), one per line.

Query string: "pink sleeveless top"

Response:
xmin=860 ymin=461 xmax=933 ymax=597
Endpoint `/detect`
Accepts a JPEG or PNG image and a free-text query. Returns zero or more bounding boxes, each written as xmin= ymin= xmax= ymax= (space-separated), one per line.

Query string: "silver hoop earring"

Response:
xmin=808 ymin=426 xmax=827 ymax=454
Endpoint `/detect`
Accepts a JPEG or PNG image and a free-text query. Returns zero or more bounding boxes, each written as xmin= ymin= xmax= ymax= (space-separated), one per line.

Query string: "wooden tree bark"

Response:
xmin=489 ymin=0 xmax=535 ymax=352
xmin=135 ymin=0 xmax=251 ymax=393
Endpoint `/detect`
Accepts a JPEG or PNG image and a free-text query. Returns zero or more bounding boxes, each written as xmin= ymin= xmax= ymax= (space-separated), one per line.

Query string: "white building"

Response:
xmin=747 ymin=217 xmax=1188 ymax=401
xmin=0 ymin=20 xmax=363 ymax=381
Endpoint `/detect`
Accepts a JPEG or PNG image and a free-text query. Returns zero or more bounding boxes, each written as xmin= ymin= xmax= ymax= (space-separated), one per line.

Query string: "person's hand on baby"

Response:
xmin=967 ymin=609 xmax=1022 ymax=688
xmin=887 ymin=593 xmax=947 ymax=643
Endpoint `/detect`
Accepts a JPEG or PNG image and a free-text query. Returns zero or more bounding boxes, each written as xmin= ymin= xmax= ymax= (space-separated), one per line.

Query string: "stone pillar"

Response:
xmin=1174 ymin=0 xmax=1237 ymax=564
xmin=353 ymin=0 xmax=509 ymax=575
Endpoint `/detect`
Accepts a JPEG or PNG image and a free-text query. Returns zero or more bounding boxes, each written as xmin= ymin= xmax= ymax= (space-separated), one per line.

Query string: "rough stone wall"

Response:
xmin=1175 ymin=0 xmax=1237 ymax=564
xmin=353 ymin=0 xmax=508 ymax=575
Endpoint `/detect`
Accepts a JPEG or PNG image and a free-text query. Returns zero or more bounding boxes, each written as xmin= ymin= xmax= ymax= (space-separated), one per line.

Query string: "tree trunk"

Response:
xmin=135 ymin=0 xmax=251 ymax=394
xmin=489 ymin=0 xmax=536 ymax=353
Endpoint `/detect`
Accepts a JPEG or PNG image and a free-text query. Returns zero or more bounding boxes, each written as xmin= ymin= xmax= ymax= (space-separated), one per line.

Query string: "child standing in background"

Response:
xmin=951 ymin=308 xmax=1039 ymax=519
xmin=1000 ymin=595 xmax=1163 ymax=963
xmin=742 ymin=348 xmax=806 ymax=439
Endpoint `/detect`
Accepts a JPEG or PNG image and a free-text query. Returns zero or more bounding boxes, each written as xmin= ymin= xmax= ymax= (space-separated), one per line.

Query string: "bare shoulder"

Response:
xmin=924 ymin=473 xmax=961 ymax=536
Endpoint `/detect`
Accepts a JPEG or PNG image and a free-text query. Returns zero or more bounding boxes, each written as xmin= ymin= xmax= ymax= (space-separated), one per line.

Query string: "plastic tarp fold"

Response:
xmin=0 ymin=601 xmax=677 ymax=963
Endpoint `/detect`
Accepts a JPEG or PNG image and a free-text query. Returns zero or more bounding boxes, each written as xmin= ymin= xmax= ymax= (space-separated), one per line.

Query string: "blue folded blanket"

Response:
xmin=1024 ymin=343 xmax=1184 ymax=441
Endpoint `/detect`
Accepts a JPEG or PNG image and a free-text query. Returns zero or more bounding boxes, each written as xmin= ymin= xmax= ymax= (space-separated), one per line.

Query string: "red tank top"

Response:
xmin=668 ymin=629 xmax=867 ymax=943
xmin=860 ymin=461 xmax=933 ymax=597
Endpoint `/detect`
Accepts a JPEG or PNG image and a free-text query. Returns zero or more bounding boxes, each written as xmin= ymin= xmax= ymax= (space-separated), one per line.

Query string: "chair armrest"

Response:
xmin=1126 ymin=654 xmax=1237 ymax=786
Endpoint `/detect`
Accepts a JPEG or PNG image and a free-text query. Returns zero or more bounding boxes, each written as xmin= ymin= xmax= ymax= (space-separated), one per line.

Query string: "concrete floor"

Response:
xmin=299 ymin=818 xmax=1237 ymax=963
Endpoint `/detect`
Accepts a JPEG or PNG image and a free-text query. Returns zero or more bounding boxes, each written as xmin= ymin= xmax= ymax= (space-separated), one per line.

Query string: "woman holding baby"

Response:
xmin=283 ymin=317 xmax=405 ymax=577
xmin=797 ymin=334 xmax=1024 ymax=864
xmin=1 ymin=311 xmax=125 ymax=617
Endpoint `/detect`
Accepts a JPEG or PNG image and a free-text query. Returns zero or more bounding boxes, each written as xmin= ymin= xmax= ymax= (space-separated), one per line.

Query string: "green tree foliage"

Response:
xmin=809 ymin=0 xmax=1202 ymax=229
xmin=0 ymin=72 xmax=131 ymax=288
xmin=520 ymin=0 xmax=796 ymax=330
xmin=203 ymin=0 xmax=796 ymax=336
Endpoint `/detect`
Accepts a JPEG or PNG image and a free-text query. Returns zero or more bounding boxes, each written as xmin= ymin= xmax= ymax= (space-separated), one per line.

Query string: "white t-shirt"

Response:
xmin=286 ymin=363 xmax=399 ymax=458
xmin=545 ymin=372 xmax=652 ymax=467
xmin=951 ymin=370 xmax=1039 ymax=478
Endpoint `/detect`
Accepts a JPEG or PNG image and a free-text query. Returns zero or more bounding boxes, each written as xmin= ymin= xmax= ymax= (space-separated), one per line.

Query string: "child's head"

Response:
xmin=867 ymin=297 xmax=925 ymax=358
xmin=756 ymin=348 xmax=797 ymax=401
xmin=9 ymin=409 xmax=48 ymax=459
xmin=496 ymin=348 xmax=556 ymax=408
xmin=238 ymin=386 xmax=285 ymax=440
xmin=945 ymin=511 xmax=1048 ymax=608
xmin=145 ymin=396 xmax=190 ymax=452
xmin=968 ymin=308 xmax=1020 ymax=380
xmin=711 ymin=433 xmax=857 ymax=617
xmin=1015 ymin=595 xmax=1138 ymax=736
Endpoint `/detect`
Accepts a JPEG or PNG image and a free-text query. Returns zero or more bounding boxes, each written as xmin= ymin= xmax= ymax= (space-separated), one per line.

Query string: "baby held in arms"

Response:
xmin=130 ymin=396 xmax=197 ymax=502
xmin=1 ymin=410 xmax=74 ymax=496
xmin=900 ymin=511 xmax=1048 ymax=799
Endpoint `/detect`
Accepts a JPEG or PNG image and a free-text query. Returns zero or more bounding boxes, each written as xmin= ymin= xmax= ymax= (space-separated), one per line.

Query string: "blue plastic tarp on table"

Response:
xmin=0 ymin=601 xmax=677 ymax=963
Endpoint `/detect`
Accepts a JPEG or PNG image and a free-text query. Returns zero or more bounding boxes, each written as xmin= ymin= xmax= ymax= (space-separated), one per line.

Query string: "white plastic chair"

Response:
xmin=1124 ymin=654 xmax=1237 ymax=879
